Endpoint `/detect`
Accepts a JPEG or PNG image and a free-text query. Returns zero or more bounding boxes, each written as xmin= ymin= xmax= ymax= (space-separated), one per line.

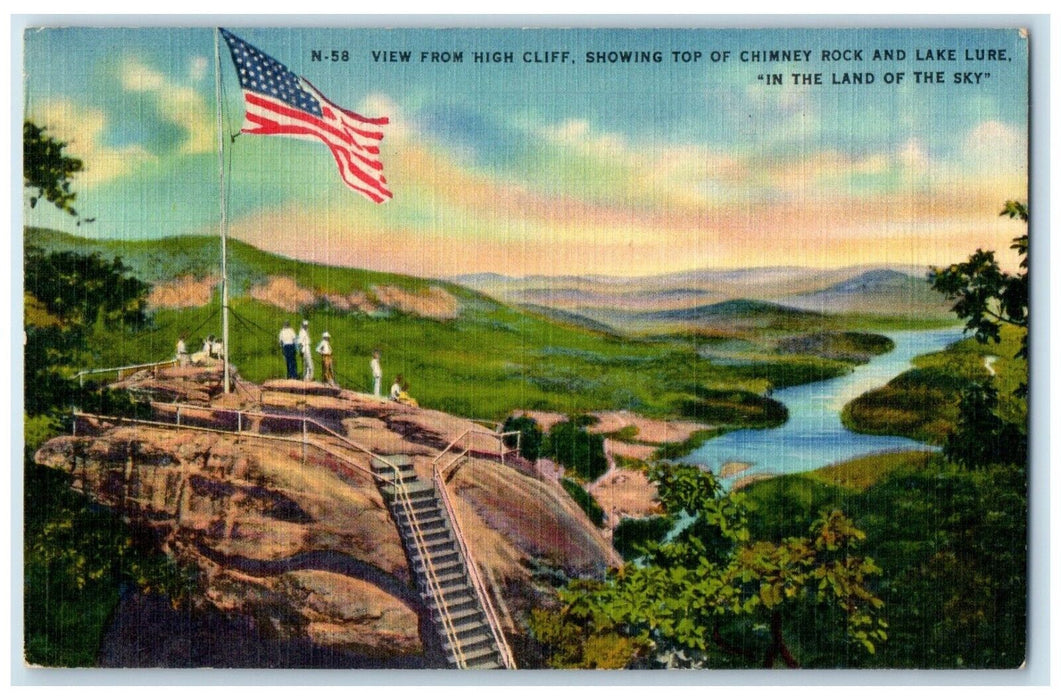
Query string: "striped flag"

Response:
xmin=220 ymin=28 xmax=392 ymax=203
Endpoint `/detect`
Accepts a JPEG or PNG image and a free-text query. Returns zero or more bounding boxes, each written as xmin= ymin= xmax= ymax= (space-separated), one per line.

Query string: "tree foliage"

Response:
xmin=24 ymin=120 xmax=85 ymax=219
xmin=501 ymin=414 xmax=544 ymax=461
xmin=943 ymin=380 xmax=1027 ymax=469
xmin=25 ymin=246 xmax=149 ymax=331
xmin=531 ymin=463 xmax=886 ymax=668
xmin=929 ymin=201 xmax=1029 ymax=379
xmin=543 ymin=416 xmax=609 ymax=481
xmin=24 ymin=246 xmax=151 ymax=419
xmin=929 ymin=201 xmax=1029 ymax=466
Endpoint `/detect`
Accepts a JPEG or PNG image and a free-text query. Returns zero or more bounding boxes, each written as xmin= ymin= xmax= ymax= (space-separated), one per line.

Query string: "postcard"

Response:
xmin=20 ymin=23 xmax=1032 ymax=672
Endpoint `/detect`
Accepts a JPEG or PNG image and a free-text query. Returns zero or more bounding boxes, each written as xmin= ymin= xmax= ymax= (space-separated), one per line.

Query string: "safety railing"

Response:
xmin=433 ymin=467 xmax=517 ymax=669
xmin=432 ymin=427 xmax=521 ymax=479
xmin=74 ymin=359 xmax=180 ymax=387
xmin=428 ymin=425 xmax=520 ymax=668
xmin=72 ymin=404 xmax=476 ymax=669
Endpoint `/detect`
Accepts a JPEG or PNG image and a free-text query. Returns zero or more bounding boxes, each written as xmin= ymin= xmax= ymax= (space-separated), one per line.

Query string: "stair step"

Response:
xmin=412 ymin=548 xmax=459 ymax=564
xmin=439 ymin=579 xmax=472 ymax=596
xmin=397 ymin=518 xmax=446 ymax=533
xmin=449 ymin=645 xmax=502 ymax=666
xmin=380 ymin=481 xmax=435 ymax=498
xmin=371 ymin=455 xmax=415 ymax=470
xmin=447 ymin=640 xmax=496 ymax=661
xmin=450 ymin=631 xmax=493 ymax=649
xmin=435 ymin=606 xmax=483 ymax=626
xmin=449 ymin=618 xmax=491 ymax=636
xmin=424 ymin=566 xmax=467 ymax=583
xmin=467 ymin=659 xmax=503 ymax=670
xmin=436 ymin=593 xmax=479 ymax=612
xmin=415 ymin=527 xmax=452 ymax=542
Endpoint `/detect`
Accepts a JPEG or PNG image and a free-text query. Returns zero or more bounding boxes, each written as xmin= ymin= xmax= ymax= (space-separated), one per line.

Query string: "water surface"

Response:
xmin=688 ymin=328 xmax=966 ymax=480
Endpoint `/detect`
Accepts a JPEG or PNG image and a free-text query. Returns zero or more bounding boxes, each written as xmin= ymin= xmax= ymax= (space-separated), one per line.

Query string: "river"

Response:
xmin=688 ymin=327 xmax=967 ymax=480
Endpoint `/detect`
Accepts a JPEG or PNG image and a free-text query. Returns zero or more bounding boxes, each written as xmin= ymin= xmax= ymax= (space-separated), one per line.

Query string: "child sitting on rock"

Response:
xmin=389 ymin=374 xmax=418 ymax=407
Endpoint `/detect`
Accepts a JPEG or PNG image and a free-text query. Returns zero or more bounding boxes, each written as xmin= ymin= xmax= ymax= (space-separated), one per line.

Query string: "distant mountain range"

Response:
xmin=452 ymin=265 xmax=952 ymax=331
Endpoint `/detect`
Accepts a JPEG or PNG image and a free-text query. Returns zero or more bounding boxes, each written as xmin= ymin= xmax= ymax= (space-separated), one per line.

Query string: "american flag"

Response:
xmin=220 ymin=28 xmax=392 ymax=203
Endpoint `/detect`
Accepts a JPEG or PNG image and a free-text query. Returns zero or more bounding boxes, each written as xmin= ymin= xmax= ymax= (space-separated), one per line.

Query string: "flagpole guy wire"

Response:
xmin=214 ymin=28 xmax=232 ymax=394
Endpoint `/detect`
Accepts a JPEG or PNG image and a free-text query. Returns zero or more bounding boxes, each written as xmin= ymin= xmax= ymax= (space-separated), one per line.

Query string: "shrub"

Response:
xmin=501 ymin=414 xmax=544 ymax=461
xmin=545 ymin=418 xmax=608 ymax=481
xmin=560 ymin=478 xmax=605 ymax=527
xmin=612 ymin=516 xmax=673 ymax=560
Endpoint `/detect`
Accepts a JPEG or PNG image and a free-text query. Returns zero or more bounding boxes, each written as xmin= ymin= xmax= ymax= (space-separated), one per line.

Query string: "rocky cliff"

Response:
xmin=34 ymin=366 xmax=620 ymax=667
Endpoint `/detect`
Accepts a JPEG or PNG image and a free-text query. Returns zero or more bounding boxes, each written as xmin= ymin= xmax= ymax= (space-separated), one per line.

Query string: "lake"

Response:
xmin=688 ymin=327 xmax=967 ymax=480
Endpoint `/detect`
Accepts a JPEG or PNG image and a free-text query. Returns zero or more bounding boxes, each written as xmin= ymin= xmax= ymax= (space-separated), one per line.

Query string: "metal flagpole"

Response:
xmin=214 ymin=28 xmax=231 ymax=394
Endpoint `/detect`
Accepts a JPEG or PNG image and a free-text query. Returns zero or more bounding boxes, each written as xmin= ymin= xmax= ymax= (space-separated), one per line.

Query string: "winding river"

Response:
xmin=689 ymin=327 xmax=966 ymax=480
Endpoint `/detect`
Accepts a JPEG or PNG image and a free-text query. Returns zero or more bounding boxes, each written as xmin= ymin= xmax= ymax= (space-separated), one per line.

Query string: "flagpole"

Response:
xmin=214 ymin=28 xmax=231 ymax=394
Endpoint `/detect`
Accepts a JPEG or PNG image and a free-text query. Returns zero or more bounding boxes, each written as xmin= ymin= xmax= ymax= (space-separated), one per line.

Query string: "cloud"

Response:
xmin=359 ymin=93 xmax=411 ymax=144
xmin=119 ymin=57 xmax=213 ymax=155
xmin=961 ymin=120 xmax=1026 ymax=180
xmin=30 ymin=99 xmax=156 ymax=186
xmin=189 ymin=55 xmax=209 ymax=83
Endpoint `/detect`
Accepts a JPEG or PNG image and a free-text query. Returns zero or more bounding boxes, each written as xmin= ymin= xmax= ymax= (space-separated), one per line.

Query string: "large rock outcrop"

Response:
xmin=35 ymin=369 xmax=620 ymax=667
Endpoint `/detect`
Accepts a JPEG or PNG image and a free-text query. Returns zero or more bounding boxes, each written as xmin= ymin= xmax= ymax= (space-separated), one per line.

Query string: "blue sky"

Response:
xmin=22 ymin=26 xmax=1029 ymax=276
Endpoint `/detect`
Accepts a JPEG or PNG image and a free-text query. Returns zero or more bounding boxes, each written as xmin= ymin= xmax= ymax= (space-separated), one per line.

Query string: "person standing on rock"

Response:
xmin=278 ymin=321 xmax=298 ymax=379
xmin=371 ymin=349 xmax=383 ymax=397
xmin=316 ymin=331 xmax=337 ymax=387
xmin=176 ymin=334 xmax=189 ymax=368
xmin=298 ymin=319 xmax=314 ymax=381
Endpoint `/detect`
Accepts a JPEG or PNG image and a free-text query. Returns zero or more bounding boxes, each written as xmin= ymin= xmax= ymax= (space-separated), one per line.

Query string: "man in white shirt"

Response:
xmin=298 ymin=319 xmax=314 ymax=381
xmin=371 ymin=349 xmax=383 ymax=397
xmin=278 ymin=321 xmax=298 ymax=379
xmin=176 ymin=335 xmax=189 ymax=367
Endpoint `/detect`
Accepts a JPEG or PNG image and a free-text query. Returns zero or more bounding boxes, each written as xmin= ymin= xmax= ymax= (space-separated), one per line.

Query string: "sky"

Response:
xmin=21 ymin=25 xmax=1029 ymax=278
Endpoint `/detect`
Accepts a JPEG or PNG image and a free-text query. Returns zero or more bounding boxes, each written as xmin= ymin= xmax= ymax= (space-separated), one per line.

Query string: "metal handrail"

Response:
xmin=428 ymin=425 xmax=520 ymax=668
xmin=433 ymin=467 xmax=517 ymax=669
xmin=432 ymin=428 xmax=521 ymax=478
xmin=382 ymin=461 xmax=467 ymax=668
xmin=73 ymin=406 xmax=469 ymax=667
xmin=74 ymin=359 xmax=180 ymax=386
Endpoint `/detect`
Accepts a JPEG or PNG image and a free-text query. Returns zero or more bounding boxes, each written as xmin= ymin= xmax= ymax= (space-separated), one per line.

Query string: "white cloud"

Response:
xmin=120 ymin=57 xmax=214 ymax=155
xmin=962 ymin=121 xmax=1026 ymax=178
xmin=30 ymin=99 xmax=156 ymax=187
xmin=189 ymin=55 xmax=209 ymax=83
xmin=359 ymin=93 xmax=411 ymax=144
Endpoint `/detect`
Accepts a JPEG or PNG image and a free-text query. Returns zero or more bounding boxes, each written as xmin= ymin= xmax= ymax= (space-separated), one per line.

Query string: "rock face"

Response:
xmin=35 ymin=369 xmax=620 ymax=667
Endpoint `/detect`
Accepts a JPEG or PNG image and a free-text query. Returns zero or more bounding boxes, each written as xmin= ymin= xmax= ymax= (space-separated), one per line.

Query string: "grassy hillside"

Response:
xmin=28 ymin=227 xmax=884 ymax=424
xmin=841 ymin=326 xmax=1026 ymax=443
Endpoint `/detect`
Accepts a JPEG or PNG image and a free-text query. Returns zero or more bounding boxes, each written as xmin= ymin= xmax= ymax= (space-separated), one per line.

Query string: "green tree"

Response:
xmin=543 ymin=416 xmax=608 ymax=481
xmin=532 ymin=464 xmax=886 ymax=668
xmin=929 ymin=201 xmax=1029 ymax=467
xmin=929 ymin=201 xmax=1028 ymax=390
xmin=24 ymin=246 xmax=150 ymax=419
xmin=501 ymin=414 xmax=544 ymax=461
xmin=24 ymin=120 xmax=85 ymax=220
xmin=943 ymin=380 xmax=1027 ymax=469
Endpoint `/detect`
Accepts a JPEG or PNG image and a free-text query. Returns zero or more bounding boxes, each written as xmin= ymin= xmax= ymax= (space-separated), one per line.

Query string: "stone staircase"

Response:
xmin=371 ymin=455 xmax=505 ymax=669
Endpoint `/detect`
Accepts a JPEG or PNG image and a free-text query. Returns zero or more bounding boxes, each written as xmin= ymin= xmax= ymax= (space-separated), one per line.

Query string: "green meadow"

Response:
xmin=841 ymin=325 xmax=1027 ymax=443
xmin=27 ymin=227 xmax=908 ymax=425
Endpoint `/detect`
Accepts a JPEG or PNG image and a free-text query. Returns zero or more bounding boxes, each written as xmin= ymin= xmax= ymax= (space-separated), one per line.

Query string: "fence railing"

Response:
xmin=74 ymin=359 xmax=180 ymax=387
xmin=432 ymin=428 xmax=521 ymax=478
xmin=428 ymin=425 xmax=519 ymax=668
xmin=433 ymin=467 xmax=517 ymax=668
